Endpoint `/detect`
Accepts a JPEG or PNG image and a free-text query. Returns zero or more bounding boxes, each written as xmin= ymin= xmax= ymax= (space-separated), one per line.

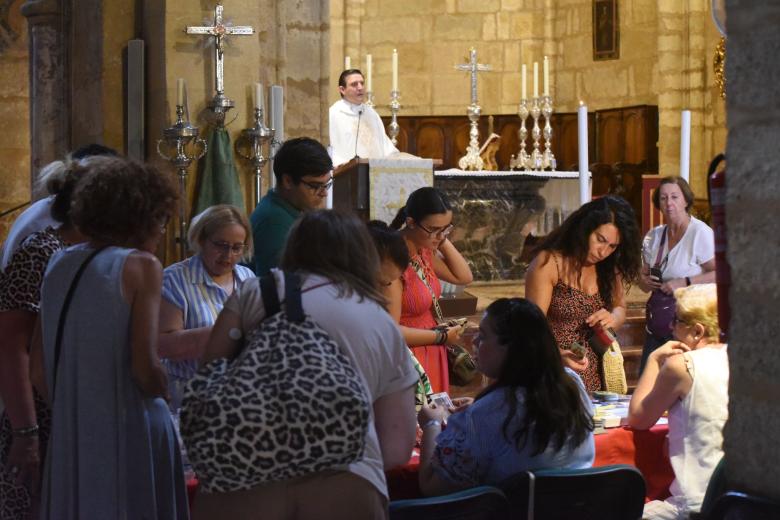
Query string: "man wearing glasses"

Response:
xmin=250 ymin=137 xmax=334 ymax=274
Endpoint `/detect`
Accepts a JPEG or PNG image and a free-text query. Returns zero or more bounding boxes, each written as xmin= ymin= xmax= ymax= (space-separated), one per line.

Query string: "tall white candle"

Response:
xmin=344 ymin=56 xmax=351 ymax=70
xmin=254 ymin=83 xmax=264 ymax=111
xmin=521 ymin=64 xmax=527 ymax=100
xmin=577 ymin=102 xmax=590 ymax=205
xmin=392 ymin=49 xmax=398 ymax=91
xmin=366 ymin=54 xmax=372 ymax=92
xmin=533 ymin=61 xmax=539 ymax=98
xmin=680 ymin=110 xmax=691 ymax=182
xmin=177 ymin=78 xmax=184 ymax=107
xmin=543 ymin=56 xmax=549 ymax=96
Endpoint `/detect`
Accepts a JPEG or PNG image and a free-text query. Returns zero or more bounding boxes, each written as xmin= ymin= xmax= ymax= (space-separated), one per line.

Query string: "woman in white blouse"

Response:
xmin=638 ymin=176 xmax=715 ymax=371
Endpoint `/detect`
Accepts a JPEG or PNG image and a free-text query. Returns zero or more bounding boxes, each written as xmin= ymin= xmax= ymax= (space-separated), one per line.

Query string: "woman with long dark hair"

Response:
xmin=389 ymin=187 xmax=473 ymax=393
xmin=417 ymin=298 xmax=594 ymax=496
xmin=525 ymin=195 xmax=642 ymax=392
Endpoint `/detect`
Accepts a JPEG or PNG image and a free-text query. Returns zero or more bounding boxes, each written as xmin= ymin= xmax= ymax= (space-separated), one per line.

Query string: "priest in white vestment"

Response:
xmin=329 ymin=69 xmax=398 ymax=167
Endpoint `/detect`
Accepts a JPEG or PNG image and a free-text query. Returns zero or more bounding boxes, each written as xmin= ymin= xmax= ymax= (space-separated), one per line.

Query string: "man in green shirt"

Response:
xmin=250 ymin=137 xmax=334 ymax=274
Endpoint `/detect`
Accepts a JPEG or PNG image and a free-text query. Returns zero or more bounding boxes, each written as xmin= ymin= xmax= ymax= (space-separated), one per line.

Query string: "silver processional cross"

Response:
xmin=455 ymin=48 xmax=491 ymax=170
xmin=186 ymin=4 xmax=254 ymax=119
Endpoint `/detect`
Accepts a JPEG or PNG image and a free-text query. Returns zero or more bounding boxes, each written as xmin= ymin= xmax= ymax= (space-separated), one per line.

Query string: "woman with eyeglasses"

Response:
xmin=158 ymin=204 xmax=255 ymax=415
xmin=638 ymin=176 xmax=715 ymax=372
xmin=390 ymin=187 xmax=473 ymax=393
xmin=628 ymin=284 xmax=727 ymax=520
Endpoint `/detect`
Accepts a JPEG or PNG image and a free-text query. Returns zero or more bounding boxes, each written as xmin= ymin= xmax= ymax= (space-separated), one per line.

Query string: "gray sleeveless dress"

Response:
xmin=39 ymin=245 xmax=188 ymax=520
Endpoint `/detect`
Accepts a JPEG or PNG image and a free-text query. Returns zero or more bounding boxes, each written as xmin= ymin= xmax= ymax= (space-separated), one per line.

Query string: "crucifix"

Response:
xmin=186 ymin=4 xmax=254 ymax=122
xmin=455 ymin=48 xmax=491 ymax=170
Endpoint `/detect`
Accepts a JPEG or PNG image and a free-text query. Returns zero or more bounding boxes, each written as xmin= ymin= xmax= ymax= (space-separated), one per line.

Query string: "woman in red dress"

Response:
xmin=389 ymin=187 xmax=473 ymax=393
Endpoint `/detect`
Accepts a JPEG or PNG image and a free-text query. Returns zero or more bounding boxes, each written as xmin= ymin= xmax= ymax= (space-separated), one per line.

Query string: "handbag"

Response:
xmin=180 ymin=272 xmax=372 ymax=493
xmin=597 ymin=331 xmax=628 ymax=394
xmin=645 ymin=226 xmax=676 ymax=338
xmin=409 ymin=257 xmax=478 ymax=387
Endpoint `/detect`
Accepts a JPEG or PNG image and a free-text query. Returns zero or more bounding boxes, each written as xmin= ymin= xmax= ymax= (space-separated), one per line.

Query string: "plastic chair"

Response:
xmin=705 ymin=491 xmax=780 ymax=519
xmin=500 ymin=464 xmax=646 ymax=520
xmin=389 ymin=485 xmax=510 ymax=520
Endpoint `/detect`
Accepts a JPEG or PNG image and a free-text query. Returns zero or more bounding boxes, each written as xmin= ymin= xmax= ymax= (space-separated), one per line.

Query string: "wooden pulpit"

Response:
xmin=333 ymin=158 xmax=370 ymax=221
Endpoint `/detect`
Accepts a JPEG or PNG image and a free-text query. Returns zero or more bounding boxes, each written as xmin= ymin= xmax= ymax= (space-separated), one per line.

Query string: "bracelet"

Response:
xmin=12 ymin=424 xmax=39 ymax=438
xmin=421 ymin=419 xmax=441 ymax=430
xmin=434 ymin=329 xmax=447 ymax=345
xmin=685 ymin=276 xmax=691 ymax=286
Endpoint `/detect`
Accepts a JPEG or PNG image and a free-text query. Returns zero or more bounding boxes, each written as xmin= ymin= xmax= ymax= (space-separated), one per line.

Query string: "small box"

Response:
xmin=439 ymin=291 xmax=478 ymax=318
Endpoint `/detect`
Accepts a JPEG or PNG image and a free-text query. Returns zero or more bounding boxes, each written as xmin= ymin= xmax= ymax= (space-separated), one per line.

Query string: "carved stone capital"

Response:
xmin=20 ymin=0 xmax=62 ymax=21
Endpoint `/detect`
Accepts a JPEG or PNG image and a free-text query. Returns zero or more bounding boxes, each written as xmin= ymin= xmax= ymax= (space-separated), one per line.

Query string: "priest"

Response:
xmin=328 ymin=69 xmax=398 ymax=167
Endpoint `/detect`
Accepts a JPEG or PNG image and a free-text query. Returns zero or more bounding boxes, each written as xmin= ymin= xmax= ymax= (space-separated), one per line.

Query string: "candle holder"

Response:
xmin=541 ymin=95 xmax=556 ymax=170
xmin=530 ymin=97 xmax=542 ymax=170
xmin=157 ymin=105 xmax=208 ymax=260
xmin=388 ymin=90 xmax=401 ymax=146
xmin=235 ymin=107 xmax=275 ymax=208
xmin=458 ymin=103 xmax=484 ymax=171
xmin=365 ymin=91 xmax=375 ymax=109
xmin=510 ymin=99 xmax=531 ymax=170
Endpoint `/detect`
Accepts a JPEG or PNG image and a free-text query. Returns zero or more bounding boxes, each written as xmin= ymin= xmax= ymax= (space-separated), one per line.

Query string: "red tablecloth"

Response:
xmin=386 ymin=424 xmax=674 ymax=501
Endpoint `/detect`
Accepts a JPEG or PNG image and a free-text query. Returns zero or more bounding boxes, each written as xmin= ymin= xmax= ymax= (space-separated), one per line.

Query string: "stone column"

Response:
xmin=723 ymin=1 xmax=780 ymax=500
xmin=21 ymin=0 xmax=69 ymax=199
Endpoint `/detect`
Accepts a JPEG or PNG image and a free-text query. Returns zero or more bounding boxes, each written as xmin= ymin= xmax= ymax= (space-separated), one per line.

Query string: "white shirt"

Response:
xmin=328 ymin=99 xmax=398 ymax=167
xmin=1 ymin=197 xmax=57 ymax=270
xmin=642 ymin=216 xmax=715 ymax=280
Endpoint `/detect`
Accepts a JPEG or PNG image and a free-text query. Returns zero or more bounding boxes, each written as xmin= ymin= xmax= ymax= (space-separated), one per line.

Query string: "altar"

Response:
xmin=435 ymin=169 xmax=591 ymax=281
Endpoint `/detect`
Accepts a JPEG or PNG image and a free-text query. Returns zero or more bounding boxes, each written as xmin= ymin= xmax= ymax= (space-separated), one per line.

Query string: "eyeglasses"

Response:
xmin=299 ymin=178 xmax=334 ymax=194
xmin=417 ymin=222 xmax=455 ymax=238
xmin=209 ymin=240 xmax=247 ymax=256
xmin=672 ymin=315 xmax=689 ymax=327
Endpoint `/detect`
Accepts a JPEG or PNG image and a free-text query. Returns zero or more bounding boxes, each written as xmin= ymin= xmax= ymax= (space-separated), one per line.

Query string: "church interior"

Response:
xmin=2 ymin=0 xmax=780 ymax=515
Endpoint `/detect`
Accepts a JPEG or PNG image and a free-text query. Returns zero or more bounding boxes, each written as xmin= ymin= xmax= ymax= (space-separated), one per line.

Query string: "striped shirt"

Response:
xmin=161 ymin=254 xmax=255 ymax=380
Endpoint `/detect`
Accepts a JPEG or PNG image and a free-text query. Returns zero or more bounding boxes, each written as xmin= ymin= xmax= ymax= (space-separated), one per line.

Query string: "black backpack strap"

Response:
xmin=52 ymin=246 xmax=106 ymax=401
xmin=283 ymin=271 xmax=305 ymax=323
xmin=260 ymin=272 xmax=281 ymax=317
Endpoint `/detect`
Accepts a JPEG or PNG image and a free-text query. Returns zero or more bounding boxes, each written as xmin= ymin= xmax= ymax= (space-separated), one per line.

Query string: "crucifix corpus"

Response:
xmin=186 ymin=4 xmax=254 ymax=125
xmin=455 ymin=48 xmax=491 ymax=171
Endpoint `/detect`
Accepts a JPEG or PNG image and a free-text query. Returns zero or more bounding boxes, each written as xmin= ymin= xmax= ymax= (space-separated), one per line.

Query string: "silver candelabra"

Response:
xmin=365 ymin=90 xmax=375 ymax=109
xmin=510 ymin=96 xmax=556 ymax=171
xmin=235 ymin=107 xmax=275 ymax=208
xmin=458 ymin=103 xmax=484 ymax=171
xmin=157 ymin=105 xmax=208 ymax=260
xmin=388 ymin=90 xmax=401 ymax=146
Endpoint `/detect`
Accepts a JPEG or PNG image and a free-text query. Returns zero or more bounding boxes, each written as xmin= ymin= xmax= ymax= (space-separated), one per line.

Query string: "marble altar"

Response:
xmin=434 ymin=170 xmax=591 ymax=281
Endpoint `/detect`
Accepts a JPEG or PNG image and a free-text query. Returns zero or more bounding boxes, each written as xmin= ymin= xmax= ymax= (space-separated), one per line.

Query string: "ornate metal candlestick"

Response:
xmin=459 ymin=103 xmax=484 ymax=170
xmin=541 ymin=95 xmax=556 ymax=170
xmin=510 ymin=99 xmax=530 ymax=170
xmin=388 ymin=90 xmax=401 ymax=146
xmin=365 ymin=91 xmax=375 ymax=109
xmin=529 ymin=97 xmax=542 ymax=170
xmin=235 ymin=107 xmax=275 ymax=207
xmin=157 ymin=105 xmax=207 ymax=260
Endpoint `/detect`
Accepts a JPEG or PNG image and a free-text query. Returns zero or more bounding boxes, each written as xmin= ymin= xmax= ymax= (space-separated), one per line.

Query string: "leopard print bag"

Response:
xmin=180 ymin=272 xmax=371 ymax=493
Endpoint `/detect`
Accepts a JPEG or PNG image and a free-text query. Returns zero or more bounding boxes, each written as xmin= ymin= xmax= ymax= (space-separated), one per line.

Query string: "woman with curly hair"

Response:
xmin=30 ymin=156 xmax=188 ymax=519
xmin=525 ymin=195 xmax=642 ymax=392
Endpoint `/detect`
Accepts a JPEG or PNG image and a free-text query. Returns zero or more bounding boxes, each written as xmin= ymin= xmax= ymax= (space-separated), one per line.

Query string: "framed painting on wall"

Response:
xmin=593 ymin=0 xmax=619 ymax=61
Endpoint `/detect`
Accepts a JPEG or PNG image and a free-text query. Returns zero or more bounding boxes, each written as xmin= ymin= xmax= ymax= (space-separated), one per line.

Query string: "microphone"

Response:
xmin=354 ymin=108 xmax=363 ymax=159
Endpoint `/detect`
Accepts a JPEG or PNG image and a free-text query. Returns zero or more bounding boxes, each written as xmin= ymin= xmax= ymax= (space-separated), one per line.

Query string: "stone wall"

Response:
xmin=723 ymin=1 xmax=780 ymax=500
xmin=0 ymin=0 xmax=30 ymax=241
xmin=330 ymin=0 xmax=726 ymax=193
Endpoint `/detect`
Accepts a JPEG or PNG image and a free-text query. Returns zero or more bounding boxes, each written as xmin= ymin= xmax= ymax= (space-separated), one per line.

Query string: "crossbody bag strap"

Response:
xmin=410 ymin=256 xmax=444 ymax=322
xmin=653 ymin=226 xmax=668 ymax=268
xmin=51 ymin=247 xmax=106 ymax=401
xmin=260 ymin=272 xmax=281 ymax=317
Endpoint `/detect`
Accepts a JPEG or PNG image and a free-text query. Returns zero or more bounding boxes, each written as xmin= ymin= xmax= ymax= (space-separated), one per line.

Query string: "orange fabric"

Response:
xmin=400 ymin=248 xmax=449 ymax=393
